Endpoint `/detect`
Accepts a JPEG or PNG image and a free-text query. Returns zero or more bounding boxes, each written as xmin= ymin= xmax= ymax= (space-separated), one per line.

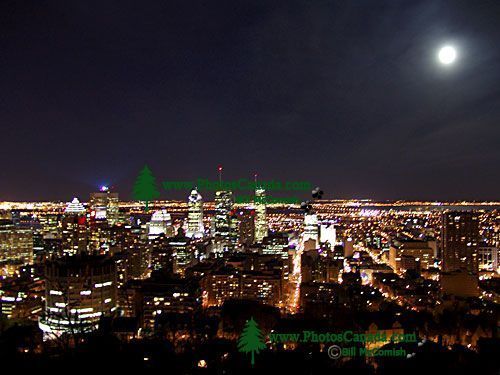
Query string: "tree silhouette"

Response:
xmin=238 ymin=317 xmax=266 ymax=366
xmin=133 ymin=165 xmax=160 ymax=211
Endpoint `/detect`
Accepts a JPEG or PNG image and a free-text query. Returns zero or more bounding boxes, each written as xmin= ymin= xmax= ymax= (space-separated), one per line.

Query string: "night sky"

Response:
xmin=1 ymin=0 xmax=499 ymax=202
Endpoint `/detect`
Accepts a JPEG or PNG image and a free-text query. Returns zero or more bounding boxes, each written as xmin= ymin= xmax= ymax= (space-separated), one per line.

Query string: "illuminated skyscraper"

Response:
xmin=441 ymin=211 xmax=479 ymax=273
xmin=39 ymin=214 xmax=61 ymax=240
xmin=213 ymin=190 xmax=236 ymax=251
xmin=147 ymin=209 xmax=174 ymax=240
xmin=87 ymin=219 xmax=111 ymax=254
xmin=170 ymin=228 xmax=193 ymax=276
xmin=89 ymin=186 xmax=119 ymax=225
xmin=254 ymin=187 xmax=268 ymax=243
xmin=236 ymin=209 xmax=255 ymax=246
xmin=0 ymin=221 xmax=33 ymax=275
xmin=214 ymin=190 xmax=233 ymax=236
xmin=303 ymin=213 xmax=319 ymax=246
xmin=150 ymin=236 xmax=174 ymax=273
xmin=440 ymin=211 xmax=480 ymax=297
xmin=125 ymin=224 xmax=150 ymax=279
xmin=186 ymin=188 xmax=204 ymax=238
xmin=62 ymin=198 xmax=88 ymax=256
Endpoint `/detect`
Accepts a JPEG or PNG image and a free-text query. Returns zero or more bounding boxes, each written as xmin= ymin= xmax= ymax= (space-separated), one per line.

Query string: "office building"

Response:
xmin=441 ymin=211 xmax=479 ymax=273
xmin=389 ymin=239 xmax=434 ymax=272
xmin=0 ymin=221 xmax=34 ymax=275
xmin=169 ymin=228 xmax=193 ymax=276
xmin=186 ymin=188 xmax=204 ymax=238
xmin=440 ymin=212 xmax=480 ymax=297
xmin=262 ymin=232 xmax=289 ymax=259
xmin=39 ymin=254 xmax=117 ymax=338
xmin=89 ymin=187 xmax=119 ymax=225
xmin=236 ymin=208 xmax=255 ymax=246
xmin=202 ymin=267 xmax=281 ymax=307
xmin=147 ymin=209 xmax=174 ymax=240
xmin=62 ymin=203 xmax=87 ymax=256
xmin=213 ymin=190 xmax=236 ymax=252
xmin=125 ymin=225 xmax=150 ymax=279
xmin=254 ymin=187 xmax=268 ymax=243
xmin=303 ymin=213 xmax=319 ymax=245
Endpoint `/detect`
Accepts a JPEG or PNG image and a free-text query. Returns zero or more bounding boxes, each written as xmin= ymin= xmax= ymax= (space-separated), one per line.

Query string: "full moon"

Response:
xmin=438 ymin=45 xmax=457 ymax=65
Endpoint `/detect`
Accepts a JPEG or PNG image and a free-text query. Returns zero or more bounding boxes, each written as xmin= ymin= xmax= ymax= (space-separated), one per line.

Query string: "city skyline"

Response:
xmin=0 ymin=187 xmax=498 ymax=372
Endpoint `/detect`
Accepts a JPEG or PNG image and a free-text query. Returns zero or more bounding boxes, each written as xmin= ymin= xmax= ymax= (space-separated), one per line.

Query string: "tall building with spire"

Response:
xmin=186 ymin=188 xmax=204 ymax=238
xmin=254 ymin=187 xmax=268 ymax=243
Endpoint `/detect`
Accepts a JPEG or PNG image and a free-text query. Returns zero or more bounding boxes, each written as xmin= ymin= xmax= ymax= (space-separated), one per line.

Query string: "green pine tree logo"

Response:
xmin=132 ymin=164 xmax=160 ymax=211
xmin=238 ymin=317 xmax=267 ymax=367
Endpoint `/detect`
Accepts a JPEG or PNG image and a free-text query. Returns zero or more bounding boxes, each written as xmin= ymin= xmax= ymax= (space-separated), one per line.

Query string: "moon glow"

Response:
xmin=438 ymin=45 xmax=457 ymax=65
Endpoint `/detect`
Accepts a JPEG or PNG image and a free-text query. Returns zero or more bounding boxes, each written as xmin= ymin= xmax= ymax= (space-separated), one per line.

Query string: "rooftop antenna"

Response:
xmin=218 ymin=165 xmax=223 ymax=184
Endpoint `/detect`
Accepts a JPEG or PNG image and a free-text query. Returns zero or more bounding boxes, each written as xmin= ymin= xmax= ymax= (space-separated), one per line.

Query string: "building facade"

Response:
xmin=39 ymin=254 xmax=118 ymax=338
xmin=186 ymin=188 xmax=204 ymax=238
